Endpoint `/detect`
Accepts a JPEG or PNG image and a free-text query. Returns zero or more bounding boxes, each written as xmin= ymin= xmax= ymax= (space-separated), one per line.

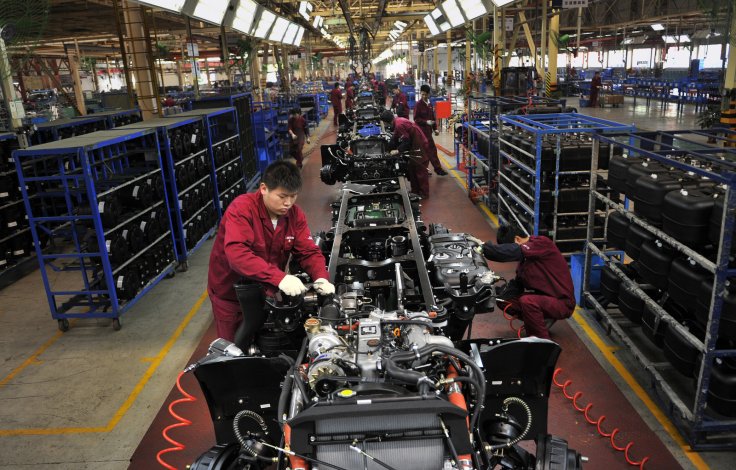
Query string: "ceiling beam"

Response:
xmin=337 ymin=0 xmax=355 ymax=37
xmin=372 ymin=0 xmax=388 ymax=35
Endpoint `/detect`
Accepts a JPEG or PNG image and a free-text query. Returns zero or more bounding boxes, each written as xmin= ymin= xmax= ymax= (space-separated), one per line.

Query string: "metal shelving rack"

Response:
xmin=581 ymin=131 xmax=736 ymax=449
xmin=74 ymin=108 xmax=142 ymax=129
xmin=32 ymin=115 xmax=108 ymax=144
xmin=115 ymin=116 xmax=216 ymax=267
xmin=0 ymin=132 xmax=40 ymax=289
xmin=252 ymin=101 xmax=281 ymax=172
xmin=192 ymin=93 xmax=259 ymax=191
xmin=13 ymin=128 xmax=177 ymax=331
xmin=171 ymin=107 xmax=246 ymax=220
xmin=497 ymin=113 xmax=635 ymax=255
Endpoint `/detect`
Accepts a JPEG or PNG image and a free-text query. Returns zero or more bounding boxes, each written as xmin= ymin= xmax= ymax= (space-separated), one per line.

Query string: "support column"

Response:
xmin=123 ymin=2 xmax=159 ymax=118
xmin=0 ymin=39 xmax=23 ymax=129
xmin=176 ymin=59 xmax=184 ymax=87
xmin=493 ymin=6 xmax=503 ymax=94
xmin=446 ymin=31 xmax=452 ymax=88
xmin=282 ymin=47 xmax=290 ymax=91
xmin=433 ymin=40 xmax=439 ymax=87
xmin=185 ymin=16 xmax=200 ymax=99
xmin=465 ymin=23 xmax=472 ymax=105
xmin=204 ymin=59 xmax=211 ymax=86
xmin=540 ymin=0 xmax=547 ymax=93
xmin=547 ymin=3 xmax=560 ymax=97
xmin=66 ymin=47 xmax=87 ymax=115
xmin=220 ymin=24 xmax=230 ymax=85
xmin=721 ymin=7 xmax=736 ymax=145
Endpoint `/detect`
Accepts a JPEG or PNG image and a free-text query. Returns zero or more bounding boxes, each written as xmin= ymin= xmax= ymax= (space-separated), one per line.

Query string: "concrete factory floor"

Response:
xmin=0 ymin=97 xmax=729 ymax=470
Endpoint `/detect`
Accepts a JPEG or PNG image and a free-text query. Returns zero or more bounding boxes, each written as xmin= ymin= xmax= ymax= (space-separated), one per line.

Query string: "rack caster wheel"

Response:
xmin=166 ymin=270 xmax=176 ymax=279
xmin=179 ymin=261 xmax=189 ymax=272
xmin=58 ymin=319 xmax=69 ymax=332
xmin=112 ymin=318 xmax=121 ymax=331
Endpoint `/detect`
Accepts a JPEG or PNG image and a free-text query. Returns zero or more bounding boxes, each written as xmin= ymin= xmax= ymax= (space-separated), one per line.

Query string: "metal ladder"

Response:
xmin=112 ymin=0 xmax=161 ymax=119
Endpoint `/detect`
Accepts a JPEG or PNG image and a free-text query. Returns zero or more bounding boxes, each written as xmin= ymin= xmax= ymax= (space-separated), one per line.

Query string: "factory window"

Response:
xmin=607 ymin=50 xmax=625 ymax=68
xmin=663 ymin=46 xmax=691 ymax=69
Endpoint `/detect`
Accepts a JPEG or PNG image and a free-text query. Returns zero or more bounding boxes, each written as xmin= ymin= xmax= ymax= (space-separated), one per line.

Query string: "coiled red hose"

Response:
xmin=552 ymin=368 xmax=651 ymax=469
xmin=156 ymin=370 xmax=197 ymax=469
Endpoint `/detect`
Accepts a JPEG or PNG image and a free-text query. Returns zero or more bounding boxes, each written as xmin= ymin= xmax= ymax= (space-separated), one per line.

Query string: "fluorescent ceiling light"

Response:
xmin=662 ymin=34 xmax=690 ymax=43
xmin=269 ymin=17 xmax=289 ymax=42
xmin=299 ymin=1 xmax=313 ymax=21
xmin=492 ymin=0 xmax=517 ymax=6
xmin=293 ymin=26 xmax=305 ymax=46
xmin=394 ymin=20 xmax=408 ymax=29
xmin=424 ymin=15 xmax=440 ymax=36
xmin=253 ymin=10 xmax=276 ymax=39
xmin=313 ymin=15 xmax=324 ymax=29
xmin=137 ymin=0 xmax=186 ymax=12
xmin=229 ymin=0 xmax=258 ymax=35
xmin=651 ymin=23 xmax=665 ymax=31
xmin=432 ymin=8 xmax=451 ymax=32
xmin=458 ymin=0 xmax=487 ymax=21
xmin=191 ymin=0 xmax=229 ymax=25
xmin=282 ymin=22 xmax=299 ymax=45
xmin=442 ymin=0 xmax=465 ymax=27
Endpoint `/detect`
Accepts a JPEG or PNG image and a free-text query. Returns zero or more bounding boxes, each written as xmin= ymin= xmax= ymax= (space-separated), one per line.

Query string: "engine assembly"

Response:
xmin=188 ymin=177 xmax=584 ymax=470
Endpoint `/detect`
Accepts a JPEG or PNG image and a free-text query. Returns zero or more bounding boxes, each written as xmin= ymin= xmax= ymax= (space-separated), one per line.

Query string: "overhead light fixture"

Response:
xmin=189 ymin=0 xmax=230 ymax=25
xmin=424 ymin=15 xmax=441 ymax=36
xmin=313 ymin=15 xmax=324 ymax=29
xmin=651 ymin=23 xmax=665 ymax=31
xmin=491 ymin=0 xmax=518 ymax=6
xmin=253 ymin=9 xmax=276 ymax=39
xmin=227 ymin=0 xmax=259 ymax=35
xmin=269 ymin=17 xmax=289 ymax=42
xmin=662 ymin=34 xmax=690 ymax=43
xmin=432 ymin=8 xmax=451 ymax=33
xmin=394 ymin=20 xmax=408 ymax=30
xmin=441 ymin=0 xmax=465 ymax=27
xmin=136 ymin=0 xmax=186 ymax=12
xmin=458 ymin=0 xmax=487 ymax=21
xmin=293 ymin=27 xmax=305 ymax=46
xmin=622 ymin=36 xmax=647 ymax=45
xmin=299 ymin=1 xmax=313 ymax=21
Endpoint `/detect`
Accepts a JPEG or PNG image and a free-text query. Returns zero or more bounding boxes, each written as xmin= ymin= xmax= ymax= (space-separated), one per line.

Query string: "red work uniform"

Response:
xmin=207 ymin=192 xmax=329 ymax=341
xmin=390 ymin=117 xmax=431 ymax=199
xmin=329 ymin=88 xmax=343 ymax=125
xmin=288 ymin=114 xmax=309 ymax=168
xmin=482 ymin=236 xmax=575 ymax=339
xmin=345 ymin=86 xmax=355 ymax=110
xmin=590 ymin=75 xmax=602 ymax=107
xmin=413 ymin=98 xmax=443 ymax=173
xmin=392 ymin=90 xmax=410 ymax=118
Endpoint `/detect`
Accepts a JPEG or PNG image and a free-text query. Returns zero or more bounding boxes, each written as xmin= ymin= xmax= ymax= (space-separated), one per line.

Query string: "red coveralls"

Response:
xmin=391 ymin=90 xmax=410 ymax=118
xmin=329 ymin=88 xmax=343 ymax=125
xmin=207 ymin=192 xmax=329 ymax=341
xmin=484 ymin=236 xmax=574 ymax=339
xmin=413 ymin=98 xmax=443 ymax=172
xmin=288 ymin=114 xmax=309 ymax=168
xmin=345 ymin=86 xmax=355 ymax=110
xmin=390 ymin=117 xmax=430 ymax=199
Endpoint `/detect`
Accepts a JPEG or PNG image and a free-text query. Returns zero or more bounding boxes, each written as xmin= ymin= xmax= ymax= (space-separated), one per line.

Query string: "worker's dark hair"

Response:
xmin=261 ymin=160 xmax=303 ymax=192
xmin=380 ymin=110 xmax=395 ymax=124
xmin=496 ymin=224 xmax=527 ymax=245
xmin=290 ymin=107 xmax=302 ymax=115
xmin=420 ymin=84 xmax=431 ymax=94
xmin=334 ymin=82 xmax=340 ymax=89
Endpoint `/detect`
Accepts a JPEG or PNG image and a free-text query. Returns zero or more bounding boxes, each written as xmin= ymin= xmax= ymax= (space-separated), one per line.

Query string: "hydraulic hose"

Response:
xmin=233 ymin=410 xmax=275 ymax=463
xmin=484 ymin=397 xmax=532 ymax=451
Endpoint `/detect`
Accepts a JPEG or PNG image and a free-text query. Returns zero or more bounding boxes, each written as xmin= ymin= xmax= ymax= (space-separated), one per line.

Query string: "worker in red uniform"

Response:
xmin=471 ymin=225 xmax=575 ymax=339
xmin=391 ymin=86 xmax=410 ymax=118
xmin=380 ymin=110 xmax=430 ymax=199
xmin=329 ymin=82 xmax=343 ymax=125
xmin=590 ymin=71 xmax=602 ymax=107
xmin=413 ymin=84 xmax=447 ymax=176
xmin=345 ymin=83 xmax=355 ymax=111
xmin=288 ymin=108 xmax=310 ymax=168
xmin=207 ymin=161 xmax=334 ymax=342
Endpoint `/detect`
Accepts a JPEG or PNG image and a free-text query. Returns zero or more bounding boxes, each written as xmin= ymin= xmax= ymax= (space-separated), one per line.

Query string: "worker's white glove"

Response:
xmin=434 ymin=130 xmax=440 ymax=136
xmin=465 ymin=235 xmax=485 ymax=246
xmin=290 ymin=134 xmax=297 ymax=141
xmin=389 ymin=149 xmax=400 ymax=156
xmin=307 ymin=138 xmax=311 ymax=144
xmin=278 ymin=274 xmax=307 ymax=296
xmin=313 ymin=278 xmax=335 ymax=295
xmin=426 ymin=120 xmax=435 ymax=126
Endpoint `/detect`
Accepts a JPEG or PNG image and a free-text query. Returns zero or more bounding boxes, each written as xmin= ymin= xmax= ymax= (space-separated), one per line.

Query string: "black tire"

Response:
xmin=189 ymin=443 xmax=242 ymax=470
xmin=112 ymin=318 xmax=121 ymax=331
xmin=58 ymin=319 xmax=69 ymax=332
xmin=535 ymin=434 xmax=584 ymax=470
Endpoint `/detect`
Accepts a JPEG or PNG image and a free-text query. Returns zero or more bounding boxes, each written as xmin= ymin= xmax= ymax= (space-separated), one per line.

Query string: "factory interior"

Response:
xmin=1 ymin=1 xmax=736 ymax=469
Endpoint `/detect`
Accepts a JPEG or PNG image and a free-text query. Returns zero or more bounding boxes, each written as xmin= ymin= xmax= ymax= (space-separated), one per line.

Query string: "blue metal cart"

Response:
xmin=74 ymin=108 xmax=142 ymax=129
xmin=33 ymin=115 xmax=108 ymax=144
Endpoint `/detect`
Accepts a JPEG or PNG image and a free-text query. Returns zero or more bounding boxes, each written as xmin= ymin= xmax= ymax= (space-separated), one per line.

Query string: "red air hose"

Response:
xmin=156 ymin=370 xmax=197 ymax=469
xmin=552 ymin=368 xmax=651 ymax=469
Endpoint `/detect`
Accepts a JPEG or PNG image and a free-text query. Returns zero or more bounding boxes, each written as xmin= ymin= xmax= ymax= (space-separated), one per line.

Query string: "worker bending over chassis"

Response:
xmin=207 ymin=161 xmax=335 ymax=343
xmin=472 ymin=224 xmax=575 ymax=339
xmin=380 ymin=110 xmax=431 ymax=199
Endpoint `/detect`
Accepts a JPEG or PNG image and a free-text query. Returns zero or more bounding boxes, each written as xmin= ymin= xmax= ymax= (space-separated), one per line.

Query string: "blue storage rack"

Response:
xmin=400 ymin=85 xmax=416 ymax=109
xmin=192 ymin=93 xmax=259 ymax=190
xmin=497 ymin=113 xmax=635 ymax=255
xmin=317 ymin=92 xmax=329 ymax=118
xmin=76 ymin=108 xmax=142 ymax=129
xmin=252 ymin=102 xmax=281 ymax=172
xmin=13 ymin=128 xmax=177 ymax=330
xmin=33 ymin=115 xmax=108 ymax=144
xmin=297 ymin=94 xmax=320 ymax=127
xmin=168 ymin=107 xmax=247 ymax=220
xmin=114 ymin=116 xmax=217 ymax=266
xmin=581 ymin=130 xmax=736 ymax=449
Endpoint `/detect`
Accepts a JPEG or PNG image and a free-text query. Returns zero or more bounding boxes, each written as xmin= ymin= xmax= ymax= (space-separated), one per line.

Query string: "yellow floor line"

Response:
xmin=0 ymin=328 xmax=67 ymax=389
xmin=572 ymin=308 xmax=709 ymax=470
xmin=0 ymin=290 xmax=209 ymax=436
